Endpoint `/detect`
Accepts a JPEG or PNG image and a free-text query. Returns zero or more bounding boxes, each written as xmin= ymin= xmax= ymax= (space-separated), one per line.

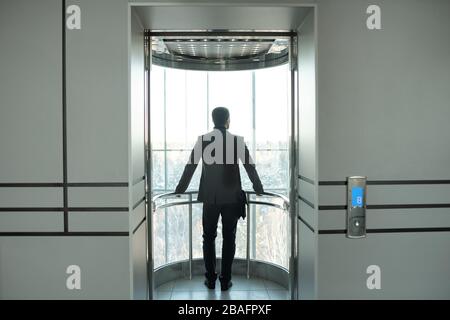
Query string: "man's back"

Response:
xmin=175 ymin=127 xmax=263 ymax=204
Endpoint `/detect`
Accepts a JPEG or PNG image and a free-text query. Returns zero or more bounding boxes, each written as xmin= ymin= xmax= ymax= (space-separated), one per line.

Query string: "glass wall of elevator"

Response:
xmin=144 ymin=32 xmax=298 ymax=300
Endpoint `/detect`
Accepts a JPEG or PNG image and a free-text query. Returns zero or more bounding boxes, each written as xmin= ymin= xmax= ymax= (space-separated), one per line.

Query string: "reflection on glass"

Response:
xmin=255 ymin=65 xmax=290 ymax=149
xmin=254 ymin=203 xmax=288 ymax=269
xmin=166 ymin=205 xmax=189 ymax=264
xmin=153 ymin=209 xmax=166 ymax=268
xmin=256 ymin=150 xmax=289 ymax=190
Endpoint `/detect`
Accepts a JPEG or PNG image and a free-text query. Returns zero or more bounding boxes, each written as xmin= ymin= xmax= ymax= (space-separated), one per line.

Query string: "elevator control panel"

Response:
xmin=346 ymin=176 xmax=367 ymax=238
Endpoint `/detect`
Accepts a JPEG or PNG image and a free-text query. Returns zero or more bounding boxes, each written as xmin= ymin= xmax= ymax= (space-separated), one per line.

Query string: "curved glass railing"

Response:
xmin=152 ymin=190 xmax=289 ymax=279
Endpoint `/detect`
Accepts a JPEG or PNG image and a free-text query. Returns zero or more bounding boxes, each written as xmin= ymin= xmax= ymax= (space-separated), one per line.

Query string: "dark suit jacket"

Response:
xmin=175 ymin=127 xmax=264 ymax=207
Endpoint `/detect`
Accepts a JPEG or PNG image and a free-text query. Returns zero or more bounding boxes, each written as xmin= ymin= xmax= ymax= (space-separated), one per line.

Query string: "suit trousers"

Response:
xmin=202 ymin=202 xmax=240 ymax=282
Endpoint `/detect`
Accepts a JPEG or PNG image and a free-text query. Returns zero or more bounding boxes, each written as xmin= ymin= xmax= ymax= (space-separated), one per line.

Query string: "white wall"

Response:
xmin=0 ymin=0 xmax=133 ymax=299
xmin=316 ymin=0 xmax=450 ymax=299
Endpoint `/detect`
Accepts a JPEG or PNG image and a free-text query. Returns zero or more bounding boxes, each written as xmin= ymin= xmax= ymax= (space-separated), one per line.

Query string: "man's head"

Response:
xmin=212 ymin=107 xmax=230 ymax=129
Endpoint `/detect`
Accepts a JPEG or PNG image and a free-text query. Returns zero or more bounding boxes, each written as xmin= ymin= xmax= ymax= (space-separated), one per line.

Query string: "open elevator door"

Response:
xmin=144 ymin=31 xmax=298 ymax=300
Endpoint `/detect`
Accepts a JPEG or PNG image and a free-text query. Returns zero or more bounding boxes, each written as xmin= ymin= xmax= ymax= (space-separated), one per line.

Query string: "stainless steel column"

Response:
xmin=246 ymin=193 xmax=251 ymax=279
xmin=144 ymin=32 xmax=154 ymax=300
xmin=288 ymin=34 xmax=299 ymax=300
xmin=189 ymin=193 xmax=193 ymax=280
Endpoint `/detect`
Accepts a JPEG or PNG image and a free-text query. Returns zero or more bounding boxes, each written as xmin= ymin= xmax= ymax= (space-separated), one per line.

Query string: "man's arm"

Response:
xmin=175 ymin=136 xmax=202 ymax=194
xmin=239 ymin=138 xmax=264 ymax=194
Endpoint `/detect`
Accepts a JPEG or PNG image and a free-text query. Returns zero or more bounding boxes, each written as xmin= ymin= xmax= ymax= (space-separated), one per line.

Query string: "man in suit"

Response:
xmin=175 ymin=106 xmax=264 ymax=291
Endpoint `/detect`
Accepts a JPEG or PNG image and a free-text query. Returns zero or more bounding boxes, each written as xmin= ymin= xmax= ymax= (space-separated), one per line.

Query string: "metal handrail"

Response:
xmin=152 ymin=190 xmax=289 ymax=212
xmin=151 ymin=190 xmax=290 ymax=280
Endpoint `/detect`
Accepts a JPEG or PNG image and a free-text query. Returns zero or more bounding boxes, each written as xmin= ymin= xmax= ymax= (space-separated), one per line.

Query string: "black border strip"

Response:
xmin=298 ymin=195 xmax=315 ymax=209
xmin=319 ymin=204 xmax=450 ymax=210
xmin=62 ymin=0 xmax=68 ymax=233
xmin=0 ymin=208 xmax=63 ymax=212
xmin=319 ymin=205 xmax=346 ymax=210
xmin=0 ymin=232 xmax=129 ymax=237
xmin=67 ymin=182 xmax=128 ymax=187
xmin=319 ymin=181 xmax=346 ymax=186
xmin=132 ymin=217 xmax=147 ymax=235
xmin=0 ymin=207 xmax=130 ymax=212
xmin=298 ymin=215 xmax=315 ymax=233
xmin=0 ymin=183 xmax=63 ymax=188
xmin=132 ymin=197 xmax=146 ymax=210
xmin=319 ymin=180 xmax=450 ymax=186
xmin=319 ymin=227 xmax=450 ymax=234
xmin=369 ymin=204 xmax=450 ymax=209
xmin=68 ymin=207 xmax=129 ymax=212
xmin=298 ymin=175 xmax=315 ymax=185
xmin=0 ymin=182 xmax=130 ymax=187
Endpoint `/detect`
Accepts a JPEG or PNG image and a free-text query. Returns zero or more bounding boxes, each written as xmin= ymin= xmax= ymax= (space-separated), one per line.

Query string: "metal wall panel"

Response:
xmin=0 ymin=213 xmax=63 ymax=232
xmin=0 ymin=0 xmax=63 ymax=182
xmin=69 ymin=212 xmax=128 ymax=232
xmin=296 ymin=9 xmax=317 ymax=301
xmin=131 ymin=202 xmax=146 ymax=232
xmin=132 ymin=179 xmax=145 ymax=205
xmin=0 ymin=188 xmax=62 ymax=207
xmin=130 ymin=8 xmax=146 ymax=185
xmin=66 ymin=0 xmax=129 ymax=183
xmin=68 ymin=187 xmax=128 ymax=207
xmin=317 ymin=0 xmax=450 ymax=181
xmin=298 ymin=180 xmax=315 ymax=204
xmin=298 ymin=201 xmax=315 ymax=229
xmin=0 ymin=236 xmax=130 ymax=299
xmin=297 ymin=8 xmax=317 ymax=182
xmin=318 ymin=233 xmax=450 ymax=299
xmin=298 ymin=221 xmax=316 ymax=299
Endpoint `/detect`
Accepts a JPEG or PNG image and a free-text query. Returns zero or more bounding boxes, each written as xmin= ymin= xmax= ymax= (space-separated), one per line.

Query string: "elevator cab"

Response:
xmin=144 ymin=31 xmax=298 ymax=300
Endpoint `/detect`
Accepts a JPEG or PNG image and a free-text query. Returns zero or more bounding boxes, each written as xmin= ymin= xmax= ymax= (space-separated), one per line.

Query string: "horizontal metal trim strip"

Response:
xmin=146 ymin=31 xmax=296 ymax=37
xmin=298 ymin=215 xmax=315 ymax=233
xmin=319 ymin=180 xmax=450 ymax=186
xmin=319 ymin=228 xmax=450 ymax=234
xmin=133 ymin=176 xmax=145 ymax=186
xmin=0 ymin=232 xmax=129 ymax=237
xmin=0 ymin=183 xmax=63 ymax=187
xmin=133 ymin=197 xmax=146 ymax=210
xmin=298 ymin=175 xmax=315 ymax=185
xmin=67 ymin=182 xmax=128 ymax=187
xmin=133 ymin=217 xmax=147 ymax=235
xmin=68 ymin=207 xmax=129 ymax=212
xmin=319 ymin=204 xmax=450 ymax=210
xmin=298 ymin=196 xmax=315 ymax=209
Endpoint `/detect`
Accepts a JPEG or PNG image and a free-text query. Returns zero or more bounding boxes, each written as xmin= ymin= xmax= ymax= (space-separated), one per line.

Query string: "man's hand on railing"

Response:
xmin=254 ymin=185 xmax=265 ymax=197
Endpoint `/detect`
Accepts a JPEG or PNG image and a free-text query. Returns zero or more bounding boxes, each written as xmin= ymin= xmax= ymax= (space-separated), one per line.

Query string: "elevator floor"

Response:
xmin=155 ymin=275 xmax=289 ymax=300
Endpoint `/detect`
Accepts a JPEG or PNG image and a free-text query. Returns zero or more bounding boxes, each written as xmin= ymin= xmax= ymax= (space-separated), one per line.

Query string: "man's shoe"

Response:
xmin=220 ymin=280 xmax=233 ymax=291
xmin=204 ymin=279 xmax=216 ymax=290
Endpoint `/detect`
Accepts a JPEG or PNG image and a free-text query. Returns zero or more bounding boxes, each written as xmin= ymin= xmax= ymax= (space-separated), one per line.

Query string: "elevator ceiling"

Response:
xmin=151 ymin=35 xmax=290 ymax=71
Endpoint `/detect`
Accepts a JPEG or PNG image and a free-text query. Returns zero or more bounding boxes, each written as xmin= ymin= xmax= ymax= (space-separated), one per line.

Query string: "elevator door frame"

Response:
xmin=144 ymin=30 xmax=298 ymax=300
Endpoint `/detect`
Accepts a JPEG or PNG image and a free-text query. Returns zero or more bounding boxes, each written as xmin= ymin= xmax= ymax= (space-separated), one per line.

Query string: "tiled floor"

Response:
xmin=155 ymin=275 xmax=289 ymax=300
